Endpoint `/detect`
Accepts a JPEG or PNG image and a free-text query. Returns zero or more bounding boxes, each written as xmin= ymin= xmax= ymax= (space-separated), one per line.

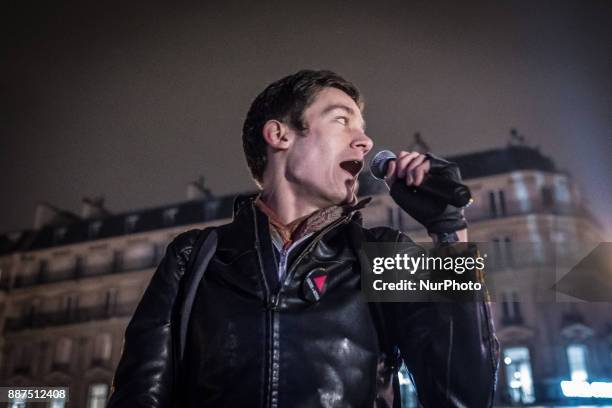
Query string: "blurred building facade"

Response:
xmin=0 ymin=145 xmax=610 ymax=407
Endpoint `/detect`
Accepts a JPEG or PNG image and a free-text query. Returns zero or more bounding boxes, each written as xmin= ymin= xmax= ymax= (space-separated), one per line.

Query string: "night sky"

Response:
xmin=2 ymin=1 xmax=611 ymax=236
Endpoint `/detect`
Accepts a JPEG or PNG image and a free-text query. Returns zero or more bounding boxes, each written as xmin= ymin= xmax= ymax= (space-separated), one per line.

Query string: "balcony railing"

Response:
xmin=12 ymin=249 xmax=160 ymax=289
xmin=400 ymin=201 xmax=599 ymax=231
xmin=4 ymin=302 xmax=138 ymax=333
xmin=464 ymin=201 xmax=598 ymax=224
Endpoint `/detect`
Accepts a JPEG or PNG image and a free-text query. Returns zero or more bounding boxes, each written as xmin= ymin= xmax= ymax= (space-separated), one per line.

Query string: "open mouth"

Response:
xmin=339 ymin=160 xmax=364 ymax=178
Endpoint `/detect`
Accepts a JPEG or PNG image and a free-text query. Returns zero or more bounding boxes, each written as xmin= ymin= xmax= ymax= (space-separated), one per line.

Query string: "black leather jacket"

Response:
xmin=108 ymin=197 xmax=498 ymax=407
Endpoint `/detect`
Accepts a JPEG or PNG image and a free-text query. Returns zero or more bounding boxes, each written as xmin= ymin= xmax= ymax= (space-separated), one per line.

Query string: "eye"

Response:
xmin=335 ymin=116 xmax=348 ymax=125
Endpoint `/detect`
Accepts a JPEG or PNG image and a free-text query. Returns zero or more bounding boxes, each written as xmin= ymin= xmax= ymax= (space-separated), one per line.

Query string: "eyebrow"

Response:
xmin=321 ymin=104 xmax=367 ymax=131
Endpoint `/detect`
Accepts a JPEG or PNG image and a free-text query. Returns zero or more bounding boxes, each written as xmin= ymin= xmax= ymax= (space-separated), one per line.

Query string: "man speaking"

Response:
xmin=107 ymin=70 xmax=498 ymax=407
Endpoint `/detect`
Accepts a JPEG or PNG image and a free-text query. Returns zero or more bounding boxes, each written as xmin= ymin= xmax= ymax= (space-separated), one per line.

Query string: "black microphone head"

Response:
xmin=370 ymin=150 xmax=396 ymax=179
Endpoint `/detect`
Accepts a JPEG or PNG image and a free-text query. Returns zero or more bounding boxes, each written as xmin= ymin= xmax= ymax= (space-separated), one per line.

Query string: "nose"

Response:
xmin=351 ymin=130 xmax=374 ymax=156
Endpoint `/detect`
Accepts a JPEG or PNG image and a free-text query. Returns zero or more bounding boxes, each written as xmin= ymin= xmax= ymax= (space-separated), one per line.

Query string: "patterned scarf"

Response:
xmin=254 ymin=196 xmax=371 ymax=248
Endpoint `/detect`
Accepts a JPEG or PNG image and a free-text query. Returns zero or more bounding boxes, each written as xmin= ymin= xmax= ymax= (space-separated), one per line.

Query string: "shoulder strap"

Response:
xmin=178 ymin=227 xmax=218 ymax=361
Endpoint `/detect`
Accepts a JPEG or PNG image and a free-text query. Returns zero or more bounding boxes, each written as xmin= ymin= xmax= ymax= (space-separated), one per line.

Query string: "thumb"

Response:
xmin=384 ymin=160 xmax=397 ymax=187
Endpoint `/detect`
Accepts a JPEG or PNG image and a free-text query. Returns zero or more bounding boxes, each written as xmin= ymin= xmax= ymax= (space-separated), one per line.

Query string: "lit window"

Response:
xmin=87 ymin=383 xmax=108 ymax=408
xmin=8 ymin=399 xmax=26 ymax=407
xmin=567 ymin=344 xmax=589 ymax=381
xmin=398 ymin=364 xmax=418 ymax=408
xmin=49 ymin=399 xmax=66 ymax=408
xmin=124 ymin=215 xmax=139 ymax=233
xmin=163 ymin=208 xmax=179 ymax=226
xmin=88 ymin=221 xmax=102 ymax=239
xmin=503 ymin=347 xmax=535 ymax=404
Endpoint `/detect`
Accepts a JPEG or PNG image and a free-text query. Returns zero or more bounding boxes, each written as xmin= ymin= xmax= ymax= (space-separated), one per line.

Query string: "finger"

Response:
xmin=413 ymin=165 xmax=427 ymax=186
xmin=405 ymin=172 xmax=414 ymax=186
xmin=396 ymin=151 xmax=421 ymax=180
xmin=406 ymin=154 xmax=426 ymax=172
xmin=413 ymin=160 xmax=431 ymax=186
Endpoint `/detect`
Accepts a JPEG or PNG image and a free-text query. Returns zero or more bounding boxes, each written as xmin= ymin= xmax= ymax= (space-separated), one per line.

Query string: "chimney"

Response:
xmin=187 ymin=176 xmax=213 ymax=201
xmin=33 ymin=202 xmax=80 ymax=229
xmin=34 ymin=203 xmax=59 ymax=229
xmin=81 ymin=196 xmax=111 ymax=219
xmin=408 ymin=132 xmax=430 ymax=153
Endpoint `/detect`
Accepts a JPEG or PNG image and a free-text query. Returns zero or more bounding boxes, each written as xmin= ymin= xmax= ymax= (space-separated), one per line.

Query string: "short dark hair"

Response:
xmin=242 ymin=69 xmax=364 ymax=186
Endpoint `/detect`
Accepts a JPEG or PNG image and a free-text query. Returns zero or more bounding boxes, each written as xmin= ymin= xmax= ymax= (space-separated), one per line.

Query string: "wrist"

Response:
xmin=430 ymin=231 xmax=458 ymax=245
xmin=429 ymin=228 xmax=468 ymax=244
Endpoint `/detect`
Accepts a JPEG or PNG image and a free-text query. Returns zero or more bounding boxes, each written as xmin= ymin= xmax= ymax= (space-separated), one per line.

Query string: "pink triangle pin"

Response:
xmin=313 ymin=275 xmax=327 ymax=292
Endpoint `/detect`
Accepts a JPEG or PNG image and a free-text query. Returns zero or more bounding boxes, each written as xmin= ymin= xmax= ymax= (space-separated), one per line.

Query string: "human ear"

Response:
xmin=262 ymin=120 xmax=292 ymax=150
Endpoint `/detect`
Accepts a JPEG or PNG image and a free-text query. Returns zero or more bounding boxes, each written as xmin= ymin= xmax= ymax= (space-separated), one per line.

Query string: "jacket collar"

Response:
xmin=231 ymin=193 xmax=372 ymax=221
xmin=221 ymin=193 xmax=372 ymax=256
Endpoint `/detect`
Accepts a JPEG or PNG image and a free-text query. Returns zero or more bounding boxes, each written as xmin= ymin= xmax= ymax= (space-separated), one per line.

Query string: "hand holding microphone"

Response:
xmin=370 ymin=150 xmax=471 ymax=234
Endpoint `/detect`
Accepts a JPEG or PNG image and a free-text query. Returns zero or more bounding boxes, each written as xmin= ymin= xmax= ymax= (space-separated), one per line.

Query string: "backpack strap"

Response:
xmin=177 ymin=227 xmax=218 ymax=361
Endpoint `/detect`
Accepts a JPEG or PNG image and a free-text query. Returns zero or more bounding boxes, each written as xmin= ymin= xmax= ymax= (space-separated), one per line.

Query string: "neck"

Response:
xmin=259 ymin=186 xmax=323 ymax=226
xmin=259 ymin=158 xmax=339 ymax=224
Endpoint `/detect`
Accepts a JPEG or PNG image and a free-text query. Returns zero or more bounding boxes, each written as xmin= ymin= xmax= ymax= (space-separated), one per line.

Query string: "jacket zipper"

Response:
xmin=254 ymin=202 xmax=353 ymax=407
xmin=273 ymin=215 xmax=351 ymax=308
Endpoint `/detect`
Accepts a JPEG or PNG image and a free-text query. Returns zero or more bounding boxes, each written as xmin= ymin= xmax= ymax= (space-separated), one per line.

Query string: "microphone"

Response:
xmin=370 ymin=150 xmax=472 ymax=208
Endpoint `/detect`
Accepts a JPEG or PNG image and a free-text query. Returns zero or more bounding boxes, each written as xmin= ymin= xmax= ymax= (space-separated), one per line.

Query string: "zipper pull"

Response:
xmin=267 ymin=294 xmax=278 ymax=310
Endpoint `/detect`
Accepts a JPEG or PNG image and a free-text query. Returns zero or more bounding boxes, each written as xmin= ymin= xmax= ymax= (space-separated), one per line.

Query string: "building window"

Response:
xmin=498 ymin=190 xmax=507 ymax=216
xmin=398 ymin=364 xmax=418 ymax=408
xmin=122 ymin=242 xmax=155 ymax=271
xmin=26 ymin=298 xmax=41 ymax=320
xmin=541 ymin=186 xmax=554 ymax=209
xmin=104 ymin=289 xmax=117 ymax=315
xmin=14 ymin=344 xmax=32 ymax=375
xmin=48 ymin=399 xmax=66 ymax=408
xmin=163 ymin=208 xmax=179 ymax=226
xmin=53 ymin=227 xmax=68 ymax=244
xmin=54 ymin=337 xmax=72 ymax=369
xmin=488 ymin=191 xmax=497 ymax=217
xmin=88 ymin=221 xmax=103 ymax=239
xmin=567 ymin=344 xmax=589 ymax=381
xmin=84 ymin=251 xmax=113 ymax=276
xmin=8 ymin=399 xmax=26 ymax=407
xmin=500 ymin=292 xmax=522 ymax=325
xmin=87 ymin=383 xmax=109 ymax=408
xmin=488 ymin=190 xmax=507 ymax=218
xmin=503 ymin=347 xmax=535 ymax=404
xmin=63 ymin=294 xmax=79 ymax=318
xmin=492 ymin=236 xmax=513 ymax=268
xmin=504 ymin=236 xmax=514 ymax=266
xmin=124 ymin=215 xmax=139 ymax=233
xmin=93 ymin=333 xmax=113 ymax=364
xmin=492 ymin=238 xmax=501 ymax=268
